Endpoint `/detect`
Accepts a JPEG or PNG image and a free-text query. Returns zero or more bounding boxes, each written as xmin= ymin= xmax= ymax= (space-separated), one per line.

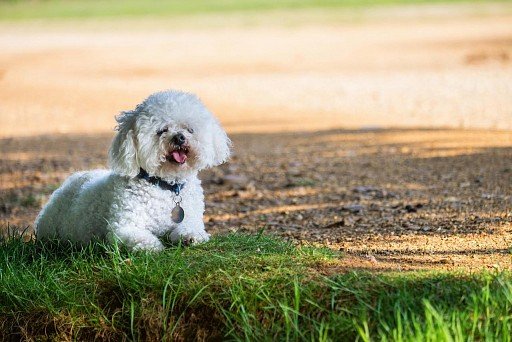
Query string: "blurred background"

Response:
xmin=1 ymin=0 xmax=511 ymax=269
xmin=1 ymin=0 xmax=511 ymax=136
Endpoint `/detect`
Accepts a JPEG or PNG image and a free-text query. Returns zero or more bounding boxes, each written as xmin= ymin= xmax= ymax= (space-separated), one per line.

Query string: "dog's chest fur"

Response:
xmin=120 ymin=176 xmax=203 ymax=236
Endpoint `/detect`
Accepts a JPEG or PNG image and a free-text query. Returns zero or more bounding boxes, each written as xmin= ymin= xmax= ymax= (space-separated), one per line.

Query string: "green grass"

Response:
xmin=1 ymin=232 xmax=511 ymax=340
xmin=3 ymin=192 xmax=39 ymax=208
xmin=0 ymin=0 xmax=507 ymax=21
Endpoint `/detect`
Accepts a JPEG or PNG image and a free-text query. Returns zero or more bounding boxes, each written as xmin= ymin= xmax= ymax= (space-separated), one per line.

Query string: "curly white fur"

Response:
xmin=35 ymin=90 xmax=231 ymax=251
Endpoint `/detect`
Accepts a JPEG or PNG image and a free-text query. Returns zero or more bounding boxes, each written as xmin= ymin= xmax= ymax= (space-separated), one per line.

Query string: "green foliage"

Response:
xmin=0 ymin=232 xmax=511 ymax=340
xmin=3 ymin=192 xmax=39 ymax=208
xmin=0 ymin=0 xmax=504 ymax=20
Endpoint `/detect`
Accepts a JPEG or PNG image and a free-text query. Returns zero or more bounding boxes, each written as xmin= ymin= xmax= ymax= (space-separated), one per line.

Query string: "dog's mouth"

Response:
xmin=166 ymin=146 xmax=189 ymax=165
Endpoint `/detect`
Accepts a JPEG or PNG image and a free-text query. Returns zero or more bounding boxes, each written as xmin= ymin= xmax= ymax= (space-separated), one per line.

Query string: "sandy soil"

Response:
xmin=0 ymin=5 xmax=511 ymax=137
xmin=0 ymin=5 xmax=511 ymax=271
xmin=2 ymin=129 xmax=510 ymax=271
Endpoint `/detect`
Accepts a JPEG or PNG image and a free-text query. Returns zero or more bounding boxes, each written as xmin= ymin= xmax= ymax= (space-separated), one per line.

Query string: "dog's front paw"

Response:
xmin=170 ymin=230 xmax=210 ymax=246
xmin=182 ymin=232 xmax=210 ymax=246
xmin=133 ymin=240 xmax=165 ymax=252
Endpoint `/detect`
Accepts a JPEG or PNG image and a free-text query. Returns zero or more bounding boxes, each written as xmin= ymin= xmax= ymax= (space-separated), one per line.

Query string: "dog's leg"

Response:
xmin=111 ymin=226 xmax=164 ymax=251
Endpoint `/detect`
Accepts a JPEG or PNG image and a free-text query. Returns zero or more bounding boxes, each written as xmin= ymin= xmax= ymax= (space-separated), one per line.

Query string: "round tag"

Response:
xmin=171 ymin=205 xmax=185 ymax=223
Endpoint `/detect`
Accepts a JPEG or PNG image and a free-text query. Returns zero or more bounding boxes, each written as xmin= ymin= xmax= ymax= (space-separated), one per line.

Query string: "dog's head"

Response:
xmin=108 ymin=90 xmax=231 ymax=180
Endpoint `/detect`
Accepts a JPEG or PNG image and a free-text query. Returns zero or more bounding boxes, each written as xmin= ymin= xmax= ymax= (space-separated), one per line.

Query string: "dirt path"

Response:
xmin=1 ymin=5 xmax=512 ymax=137
xmin=1 ymin=129 xmax=511 ymax=271
xmin=0 ymin=5 xmax=511 ymax=271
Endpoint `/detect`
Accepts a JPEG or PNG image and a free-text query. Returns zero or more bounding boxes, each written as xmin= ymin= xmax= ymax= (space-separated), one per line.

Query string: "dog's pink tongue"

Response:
xmin=172 ymin=150 xmax=187 ymax=164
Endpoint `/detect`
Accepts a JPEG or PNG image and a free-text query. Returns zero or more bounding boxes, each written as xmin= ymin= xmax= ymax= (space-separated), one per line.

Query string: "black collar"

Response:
xmin=136 ymin=168 xmax=185 ymax=195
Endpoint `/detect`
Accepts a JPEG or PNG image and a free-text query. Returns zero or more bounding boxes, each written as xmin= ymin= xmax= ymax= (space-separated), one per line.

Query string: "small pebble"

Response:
xmin=342 ymin=204 xmax=365 ymax=214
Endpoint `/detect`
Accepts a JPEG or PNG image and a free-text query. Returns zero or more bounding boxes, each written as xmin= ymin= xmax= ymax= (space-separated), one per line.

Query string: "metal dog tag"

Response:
xmin=171 ymin=205 xmax=185 ymax=223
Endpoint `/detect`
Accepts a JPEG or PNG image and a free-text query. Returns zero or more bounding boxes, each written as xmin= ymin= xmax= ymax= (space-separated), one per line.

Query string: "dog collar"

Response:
xmin=136 ymin=168 xmax=185 ymax=196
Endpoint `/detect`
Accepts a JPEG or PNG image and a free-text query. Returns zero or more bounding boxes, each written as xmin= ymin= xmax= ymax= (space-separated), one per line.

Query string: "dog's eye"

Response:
xmin=157 ymin=128 xmax=168 ymax=136
xmin=187 ymin=128 xmax=194 ymax=134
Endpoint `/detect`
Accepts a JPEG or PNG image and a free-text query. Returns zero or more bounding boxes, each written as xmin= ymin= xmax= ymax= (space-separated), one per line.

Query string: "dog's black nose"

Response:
xmin=173 ymin=132 xmax=186 ymax=146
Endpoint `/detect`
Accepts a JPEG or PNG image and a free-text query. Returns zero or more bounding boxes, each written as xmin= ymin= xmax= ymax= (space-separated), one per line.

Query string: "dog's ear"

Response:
xmin=108 ymin=111 xmax=139 ymax=177
xmin=209 ymin=118 xmax=231 ymax=167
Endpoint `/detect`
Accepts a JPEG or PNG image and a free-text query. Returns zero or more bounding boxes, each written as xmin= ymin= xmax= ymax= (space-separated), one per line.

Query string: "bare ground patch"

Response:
xmin=1 ymin=129 xmax=511 ymax=271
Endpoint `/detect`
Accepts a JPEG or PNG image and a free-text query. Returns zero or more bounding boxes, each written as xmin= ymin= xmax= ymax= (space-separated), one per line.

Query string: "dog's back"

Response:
xmin=35 ymin=169 xmax=115 ymax=244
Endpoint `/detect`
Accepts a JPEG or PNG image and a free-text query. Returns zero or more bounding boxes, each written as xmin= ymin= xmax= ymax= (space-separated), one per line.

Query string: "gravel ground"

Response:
xmin=1 ymin=129 xmax=511 ymax=271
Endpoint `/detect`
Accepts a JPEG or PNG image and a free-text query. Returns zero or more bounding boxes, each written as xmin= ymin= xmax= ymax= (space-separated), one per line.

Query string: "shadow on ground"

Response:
xmin=1 ymin=128 xmax=511 ymax=270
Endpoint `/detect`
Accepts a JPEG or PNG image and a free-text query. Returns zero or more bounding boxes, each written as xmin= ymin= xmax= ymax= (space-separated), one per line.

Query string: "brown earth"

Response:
xmin=1 ymin=129 xmax=510 ymax=271
xmin=0 ymin=4 xmax=511 ymax=271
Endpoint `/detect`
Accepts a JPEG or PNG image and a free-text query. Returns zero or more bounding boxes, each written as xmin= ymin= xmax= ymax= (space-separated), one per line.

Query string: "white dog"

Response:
xmin=35 ymin=90 xmax=231 ymax=251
